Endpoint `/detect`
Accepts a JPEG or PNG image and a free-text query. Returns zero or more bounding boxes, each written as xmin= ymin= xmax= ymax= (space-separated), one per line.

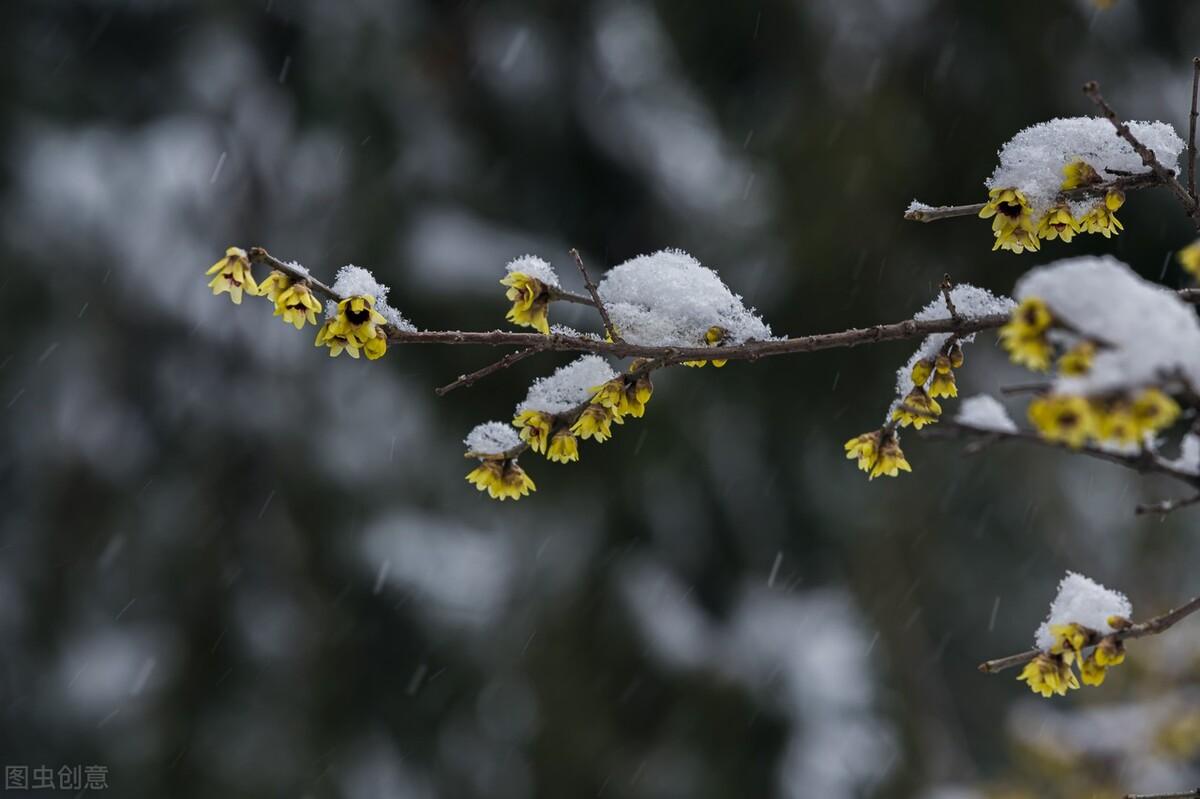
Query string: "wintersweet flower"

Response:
xmin=315 ymin=319 xmax=362 ymax=358
xmin=1036 ymin=206 xmax=1082 ymax=243
xmin=980 ymin=188 xmax=1039 ymax=253
xmin=465 ymin=458 xmax=536 ymax=501
xmin=273 ymin=283 xmax=322 ymax=330
xmin=1131 ymin=388 xmax=1180 ymax=436
xmin=870 ymin=433 xmax=911 ymax=480
xmin=684 ymin=326 xmax=730 ymax=368
xmin=258 ymin=270 xmax=292 ymax=302
xmin=513 ymin=410 xmax=554 ymax=454
xmin=363 ymin=328 xmax=388 ymax=361
xmin=891 ymin=387 xmax=941 ymax=429
xmin=1080 ymin=190 xmax=1125 ymax=238
xmin=999 ymin=298 xmax=1054 ymax=371
xmin=1094 ymin=636 xmax=1125 ymax=666
xmin=1079 ymin=653 xmax=1107 ymax=686
xmin=500 ymin=272 xmax=550 ymax=334
xmin=928 ymin=354 xmax=957 ymax=399
xmin=336 ymin=295 xmax=388 ymax=344
xmin=1178 ymin=239 xmax=1200 ymax=278
xmin=546 ymin=430 xmax=580 ymax=463
xmin=1017 ymin=653 xmax=1079 ymax=698
xmin=911 ymin=358 xmax=934 ymax=386
xmin=1028 ymin=395 xmax=1094 ymax=448
xmin=571 ymin=404 xmax=614 ymax=442
xmin=206 ymin=246 xmax=259 ymax=304
xmin=1060 ymin=159 xmax=1102 ymax=190
xmin=1057 ymin=341 xmax=1095 ymax=376
xmin=844 ymin=430 xmax=881 ymax=473
xmin=1094 ymin=401 xmax=1140 ymax=446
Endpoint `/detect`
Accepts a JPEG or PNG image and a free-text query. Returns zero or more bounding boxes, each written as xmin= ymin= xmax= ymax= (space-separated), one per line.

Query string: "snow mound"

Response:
xmin=986 ymin=117 xmax=1184 ymax=215
xmin=955 ymin=395 xmax=1017 ymax=433
xmin=597 ymin=249 xmax=772 ymax=348
xmin=464 ymin=421 xmax=521 ymax=456
xmin=517 ymin=355 xmax=618 ymax=415
xmin=1034 ymin=571 xmax=1132 ymax=650
xmin=331 ymin=265 xmax=416 ymax=331
xmin=505 ymin=254 xmax=560 ymax=288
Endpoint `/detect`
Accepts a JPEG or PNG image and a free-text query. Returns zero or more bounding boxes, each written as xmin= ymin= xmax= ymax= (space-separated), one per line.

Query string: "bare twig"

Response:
xmin=939 ymin=274 xmax=960 ymax=323
xmin=435 ymin=348 xmax=539 ymax=396
xmin=1189 ymin=57 xmax=1199 ymax=200
xmin=978 ymin=592 xmax=1200 ymax=674
xmin=904 ymin=173 xmax=1163 ymax=222
xmin=1084 ymin=80 xmax=1200 ymax=225
xmin=570 ymin=248 xmax=622 ymax=344
xmin=1125 ymin=791 xmax=1200 ymax=799
xmin=1136 ymin=493 xmax=1200 ymax=516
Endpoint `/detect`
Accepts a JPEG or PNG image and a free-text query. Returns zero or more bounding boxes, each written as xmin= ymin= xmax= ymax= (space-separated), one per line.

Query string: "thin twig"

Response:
xmin=904 ymin=173 xmax=1163 ymax=222
xmin=1190 ymin=58 xmax=1200 ymax=201
xmin=1136 ymin=493 xmax=1200 ymax=516
xmin=1084 ymin=80 xmax=1200 ymax=224
xmin=570 ymin=248 xmax=622 ymax=343
xmin=978 ymin=592 xmax=1200 ymax=674
xmin=435 ymin=348 xmax=539 ymax=396
xmin=939 ymin=274 xmax=960 ymax=323
xmin=1125 ymin=791 xmax=1200 ymax=799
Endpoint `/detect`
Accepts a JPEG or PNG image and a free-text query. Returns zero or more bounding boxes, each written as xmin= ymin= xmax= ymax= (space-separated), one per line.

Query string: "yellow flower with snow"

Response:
xmin=315 ymin=319 xmax=362 ymax=358
xmin=1079 ymin=653 xmax=1107 ymax=686
xmin=273 ymin=282 xmax=322 ymax=330
xmin=1036 ymin=206 xmax=1082 ymax=243
xmin=992 ymin=225 xmax=1041 ymax=254
xmin=911 ymin=358 xmax=934 ymax=386
xmin=571 ymin=404 xmax=614 ymax=442
xmin=1005 ymin=297 xmax=1053 ymax=336
xmin=513 ymin=410 xmax=554 ymax=455
xmin=1029 ymin=395 xmax=1094 ymax=448
xmin=1094 ymin=401 xmax=1140 ymax=446
xmin=999 ymin=298 xmax=1053 ymax=371
xmin=590 ymin=379 xmax=626 ymax=412
xmin=1017 ymin=653 xmax=1079 ymax=698
xmin=259 ymin=270 xmax=292 ymax=302
xmin=619 ymin=373 xmax=653 ymax=419
xmin=1057 ymin=341 xmax=1095 ymax=376
xmin=928 ymin=354 xmax=957 ymax=399
xmin=337 ymin=295 xmax=388 ymax=344
xmin=870 ymin=434 xmax=911 ymax=479
xmin=1094 ymin=636 xmax=1125 ymax=666
xmin=1131 ymin=388 xmax=1180 ymax=435
xmin=948 ymin=342 xmax=964 ymax=369
xmin=206 ymin=246 xmax=259 ymax=304
xmin=891 ymin=387 xmax=941 ymax=429
xmin=1080 ymin=190 xmax=1125 ymax=238
xmin=1060 ymin=160 xmax=1102 ymax=190
xmin=547 ymin=430 xmax=579 ymax=463
xmin=465 ymin=458 xmax=536 ymax=501
xmin=363 ymin=328 xmax=388 ymax=361
xmin=1178 ymin=239 xmax=1200 ymax=278
xmin=980 ymin=188 xmax=1039 ymax=254
xmin=1049 ymin=623 xmax=1089 ymax=656
xmin=500 ymin=272 xmax=551 ymax=335
xmin=684 ymin=326 xmax=730 ymax=368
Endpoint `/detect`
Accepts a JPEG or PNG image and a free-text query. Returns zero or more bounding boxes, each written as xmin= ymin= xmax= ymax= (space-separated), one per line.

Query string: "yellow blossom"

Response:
xmin=1095 ymin=636 xmax=1125 ymax=667
xmin=1080 ymin=190 xmax=1125 ymax=238
xmin=1029 ymin=395 xmax=1094 ymax=448
xmin=273 ymin=282 xmax=322 ymax=330
xmin=1049 ymin=623 xmax=1089 ymax=656
xmin=844 ymin=430 xmax=881 ymax=473
xmin=1057 ymin=341 xmax=1095 ymax=376
xmin=571 ymin=404 xmax=614 ymax=442
xmin=1017 ymin=653 xmax=1079 ymax=698
xmin=1094 ymin=401 xmax=1140 ymax=446
xmin=258 ymin=269 xmax=292 ymax=302
xmin=980 ymin=188 xmax=1039 ymax=253
xmin=911 ymin=358 xmax=934 ymax=386
xmin=999 ymin=298 xmax=1054 ymax=371
xmin=1178 ymin=239 xmax=1200 ymax=278
xmin=363 ymin=328 xmax=388 ymax=360
xmin=1079 ymin=653 xmax=1107 ymax=686
xmin=948 ymin=342 xmax=964 ymax=369
xmin=992 ymin=225 xmax=1041 ymax=254
xmin=590 ymin=379 xmax=626 ymax=412
xmin=465 ymin=458 xmax=536 ymax=501
xmin=1131 ymin=388 xmax=1180 ymax=435
xmin=684 ymin=326 xmax=730 ymax=368
xmin=206 ymin=246 xmax=259 ymax=304
xmin=513 ymin=410 xmax=554 ymax=455
xmin=891 ymin=387 xmax=941 ymax=429
xmin=336 ymin=295 xmax=388 ymax=344
xmin=1005 ymin=297 xmax=1053 ymax=336
xmin=870 ymin=433 xmax=911 ymax=480
xmin=547 ymin=430 xmax=579 ymax=463
xmin=1060 ymin=160 xmax=1102 ymax=190
xmin=928 ymin=354 xmax=957 ymax=399
xmin=1036 ymin=206 xmax=1082 ymax=243
xmin=619 ymin=375 xmax=653 ymax=419
xmin=315 ymin=319 xmax=362 ymax=358
xmin=500 ymin=272 xmax=550 ymax=335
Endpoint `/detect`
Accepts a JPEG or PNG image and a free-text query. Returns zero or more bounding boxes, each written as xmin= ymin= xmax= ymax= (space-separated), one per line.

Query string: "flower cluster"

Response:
xmin=891 ymin=340 xmax=964 ymax=430
xmin=315 ymin=296 xmax=389 ymax=360
xmin=683 ymin=326 xmax=730 ymax=368
xmin=501 ymin=271 xmax=552 ymax=335
xmin=979 ymin=162 xmax=1125 ymax=254
xmin=1018 ymin=621 xmax=1128 ymax=698
xmin=465 ymin=458 xmax=536 ymax=501
xmin=843 ymin=428 xmax=911 ymax=480
xmin=1000 ymin=297 xmax=1181 ymax=448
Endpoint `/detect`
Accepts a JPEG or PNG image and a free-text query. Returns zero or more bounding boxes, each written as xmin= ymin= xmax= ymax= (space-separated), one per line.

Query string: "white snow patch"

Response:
xmin=597 ymin=249 xmax=772 ymax=348
xmin=1015 ymin=256 xmax=1200 ymax=395
xmin=505 ymin=254 xmax=560 ymax=288
xmin=905 ymin=199 xmax=934 ymax=214
xmin=1163 ymin=433 xmax=1200 ymax=476
xmin=955 ymin=395 xmax=1017 ymax=433
xmin=331 ymin=264 xmax=415 ymax=331
xmin=463 ymin=421 xmax=520 ymax=456
xmin=987 ymin=117 xmax=1184 ymax=215
xmin=517 ymin=355 xmax=617 ymax=415
xmin=1034 ymin=571 xmax=1132 ymax=650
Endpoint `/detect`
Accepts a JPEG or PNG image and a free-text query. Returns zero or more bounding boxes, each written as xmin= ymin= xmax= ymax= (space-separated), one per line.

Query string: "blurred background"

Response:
xmin=4 ymin=0 xmax=1200 ymax=797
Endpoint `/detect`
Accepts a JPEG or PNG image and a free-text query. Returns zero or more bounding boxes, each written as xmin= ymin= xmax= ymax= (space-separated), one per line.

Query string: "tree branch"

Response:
xmin=1084 ymin=80 xmax=1200 ymax=226
xmin=977 ymin=592 xmax=1200 ymax=675
xmin=903 ymin=173 xmax=1164 ymax=223
xmin=1125 ymin=791 xmax=1200 ymax=799
xmin=435 ymin=347 xmax=539 ymax=396
xmin=570 ymin=248 xmax=622 ymax=344
xmin=1189 ymin=57 xmax=1199 ymax=201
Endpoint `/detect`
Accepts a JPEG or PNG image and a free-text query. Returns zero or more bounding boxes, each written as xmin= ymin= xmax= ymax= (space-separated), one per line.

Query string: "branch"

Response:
xmin=977 ymin=592 xmax=1200 ymax=675
xmin=570 ymin=248 xmax=622 ymax=343
xmin=904 ymin=173 xmax=1164 ymax=223
xmin=1084 ymin=80 xmax=1200 ymax=225
xmin=1189 ymin=57 xmax=1199 ymax=200
xmin=1125 ymin=792 xmax=1200 ymax=799
xmin=435 ymin=347 xmax=539 ymax=396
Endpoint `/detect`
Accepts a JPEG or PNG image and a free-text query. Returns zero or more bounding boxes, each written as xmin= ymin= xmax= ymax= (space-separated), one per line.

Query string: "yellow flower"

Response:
xmin=1178 ymin=239 xmax=1200 ymax=278
xmin=1079 ymin=653 xmax=1107 ymax=686
xmin=336 ymin=295 xmax=388 ymax=344
xmin=259 ymin=269 xmax=292 ymax=302
xmin=590 ymin=379 xmax=626 ymax=412
xmin=1017 ymin=653 xmax=1080 ymax=698
xmin=363 ymin=328 xmax=388 ymax=361
xmin=465 ymin=458 xmax=536 ymax=501
xmin=206 ymin=246 xmax=259 ymax=304
xmin=948 ymin=342 xmax=964 ymax=369
xmin=1094 ymin=636 xmax=1125 ymax=666
xmin=999 ymin=298 xmax=1054 ymax=371
xmin=513 ymin=410 xmax=554 ymax=455
xmin=891 ymin=387 xmax=941 ymax=429
xmin=992 ymin=225 xmax=1041 ymax=254
xmin=500 ymin=272 xmax=551 ymax=335
xmin=571 ymin=404 xmax=614 ymax=442
xmin=1036 ymin=206 xmax=1082 ymax=243
xmin=1005 ymin=297 xmax=1053 ymax=336
xmin=619 ymin=374 xmax=653 ymax=419
xmin=1060 ymin=160 xmax=1102 ymax=190
xmin=980 ymin=188 xmax=1039 ymax=253
xmin=684 ymin=326 xmax=729 ymax=368
xmin=1131 ymin=388 xmax=1180 ymax=435
xmin=547 ymin=430 xmax=580 ymax=463
xmin=1094 ymin=401 xmax=1140 ymax=446
xmin=1049 ymin=623 xmax=1089 ymax=656
xmin=1079 ymin=190 xmax=1125 ymax=238
xmin=911 ymin=358 xmax=934 ymax=386
xmin=273 ymin=282 xmax=322 ymax=330
xmin=844 ymin=430 xmax=881 ymax=473
xmin=870 ymin=433 xmax=911 ymax=480
xmin=315 ymin=319 xmax=362 ymax=358
xmin=1029 ymin=395 xmax=1094 ymax=448
xmin=929 ymin=354 xmax=957 ymax=399
xmin=1057 ymin=341 xmax=1095 ymax=376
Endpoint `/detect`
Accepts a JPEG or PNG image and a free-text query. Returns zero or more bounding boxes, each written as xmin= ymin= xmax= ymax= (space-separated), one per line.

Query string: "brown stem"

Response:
xmin=435 ymin=348 xmax=539 ymax=396
xmin=1189 ymin=57 xmax=1199 ymax=200
xmin=570 ymin=248 xmax=622 ymax=344
xmin=903 ymin=173 xmax=1163 ymax=222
